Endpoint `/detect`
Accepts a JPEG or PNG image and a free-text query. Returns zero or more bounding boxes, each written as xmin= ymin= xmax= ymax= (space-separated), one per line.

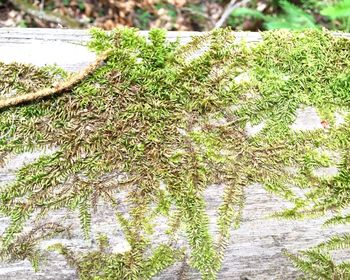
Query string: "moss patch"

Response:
xmin=0 ymin=28 xmax=350 ymax=279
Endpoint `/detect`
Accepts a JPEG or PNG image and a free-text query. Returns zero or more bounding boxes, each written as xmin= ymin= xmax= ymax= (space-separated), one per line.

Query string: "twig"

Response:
xmin=181 ymin=7 xmax=210 ymax=20
xmin=9 ymin=0 xmax=82 ymax=28
xmin=214 ymin=0 xmax=250 ymax=29
xmin=39 ymin=0 xmax=44 ymax=12
xmin=0 ymin=50 xmax=112 ymax=110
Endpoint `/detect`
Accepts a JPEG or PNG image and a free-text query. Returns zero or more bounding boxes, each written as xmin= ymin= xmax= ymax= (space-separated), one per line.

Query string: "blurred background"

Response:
xmin=0 ymin=0 xmax=349 ymax=31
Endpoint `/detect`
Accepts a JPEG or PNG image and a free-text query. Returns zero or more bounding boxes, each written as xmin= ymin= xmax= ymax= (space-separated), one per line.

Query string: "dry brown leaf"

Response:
xmin=168 ymin=0 xmax=187 ymax=8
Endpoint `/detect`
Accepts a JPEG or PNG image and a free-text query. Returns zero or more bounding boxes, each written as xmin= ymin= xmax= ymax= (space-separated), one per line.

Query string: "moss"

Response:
xmin=0 ymin=27 xmax=350 ymax=279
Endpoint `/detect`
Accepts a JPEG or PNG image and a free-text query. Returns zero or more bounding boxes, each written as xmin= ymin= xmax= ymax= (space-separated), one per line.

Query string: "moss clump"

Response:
xmin=0 ymin=28 xmax=350 ymax=279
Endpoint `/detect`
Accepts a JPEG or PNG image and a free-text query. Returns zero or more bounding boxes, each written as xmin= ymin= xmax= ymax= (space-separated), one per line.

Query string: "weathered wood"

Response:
xmin=0 ymin=29 xmax=264 ymax=73
xmin=0 ymin=28 xmax=349 ymax=280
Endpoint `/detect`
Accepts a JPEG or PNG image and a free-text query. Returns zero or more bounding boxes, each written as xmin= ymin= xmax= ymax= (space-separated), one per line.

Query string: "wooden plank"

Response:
xmin=0 ymin=28 xmax=347 ymax=72
xmin=0 ymin=28 xmax=263 ymax=72
xmin=0 ymin=28 xmax=349 ymax=280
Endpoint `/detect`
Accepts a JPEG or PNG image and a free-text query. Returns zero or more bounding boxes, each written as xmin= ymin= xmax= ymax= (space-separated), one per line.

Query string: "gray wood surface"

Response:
xmin=0 ymin=28 xmax=349 ymax=280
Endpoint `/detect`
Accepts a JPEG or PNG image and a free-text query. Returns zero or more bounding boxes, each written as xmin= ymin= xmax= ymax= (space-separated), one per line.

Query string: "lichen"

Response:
xmin=0 ymin=27 xmax=349 ymax=279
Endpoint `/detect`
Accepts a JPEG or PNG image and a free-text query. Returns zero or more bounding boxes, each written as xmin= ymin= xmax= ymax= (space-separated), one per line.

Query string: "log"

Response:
xmin=0 ymin=28 xmax=349 ymax=280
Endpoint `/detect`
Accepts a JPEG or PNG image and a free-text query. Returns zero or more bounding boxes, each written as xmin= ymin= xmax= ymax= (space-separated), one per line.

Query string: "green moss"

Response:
xmin=0 ymin=28 xmax=350 ymax=279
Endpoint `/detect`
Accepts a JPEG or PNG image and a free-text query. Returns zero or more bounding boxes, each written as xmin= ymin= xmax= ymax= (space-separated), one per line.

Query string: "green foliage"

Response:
xmin=321 ymin=0 xmax=350 ymax=19
xmin=231 ymin=7 xmax=267 ymax=21
xmin=18 ymin=20 xmax=27 ymax=28
xmin=185 ymin=4 xmax=208 ymax=30
xmin=135 ymin=8 xmax=154 ymax=30
xmin=77 ymin=0 xmax=85 ymax=12
xmin=232 ymin=1 xmax=317 ymax=30
xmin=266 ymin=1 xmax=317 ymax=30
xmin=321 ymin=0 xmax=350 ymax=31
xmin=0 ymin=27 xmax=350 ymax=279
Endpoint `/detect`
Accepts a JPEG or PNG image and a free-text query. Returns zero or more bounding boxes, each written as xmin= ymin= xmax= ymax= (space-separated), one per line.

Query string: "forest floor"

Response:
xmin=0 ymin=0 xmax=335 ymax=32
